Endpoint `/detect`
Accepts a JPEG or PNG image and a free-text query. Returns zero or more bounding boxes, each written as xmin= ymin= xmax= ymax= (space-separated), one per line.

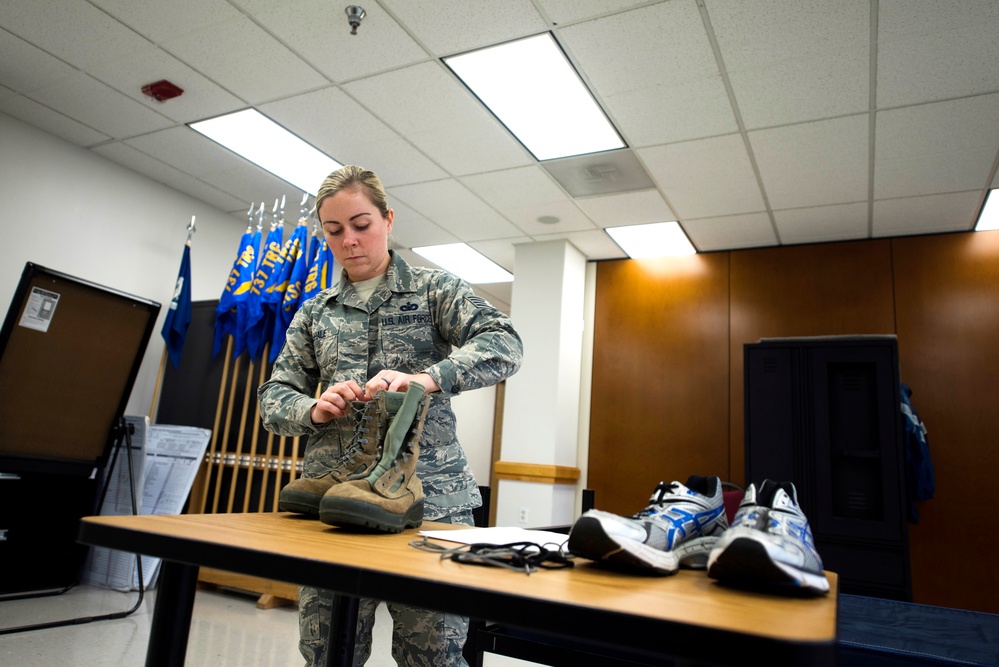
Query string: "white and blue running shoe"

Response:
xmin=707 ymin=480 xmax=829 ymax=595
xmin=567 ymin=475 xmax=728 ymax=576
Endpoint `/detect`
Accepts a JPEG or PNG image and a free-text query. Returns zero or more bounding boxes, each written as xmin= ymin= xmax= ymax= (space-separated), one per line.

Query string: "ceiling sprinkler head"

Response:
xmin=345 ymin=6 xmax=366 ymax=35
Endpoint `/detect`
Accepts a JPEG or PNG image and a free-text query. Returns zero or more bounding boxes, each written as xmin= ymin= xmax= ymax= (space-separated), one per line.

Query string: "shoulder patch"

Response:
xmin=465 ymin=295 xmax=492 ymax=309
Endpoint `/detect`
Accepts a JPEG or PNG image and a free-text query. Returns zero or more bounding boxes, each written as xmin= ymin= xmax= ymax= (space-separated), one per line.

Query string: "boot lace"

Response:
xmin=338 ymin=402 xmax=374 ymax=467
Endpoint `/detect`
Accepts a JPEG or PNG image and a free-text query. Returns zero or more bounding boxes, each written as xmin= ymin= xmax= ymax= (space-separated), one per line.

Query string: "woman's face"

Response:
xmin=319 ymin=186 xmax=394 ymax=282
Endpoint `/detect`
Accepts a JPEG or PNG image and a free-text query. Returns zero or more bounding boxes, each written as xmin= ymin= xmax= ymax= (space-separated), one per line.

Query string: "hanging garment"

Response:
xmin=900 ymin=384 xmax=935 ymax=523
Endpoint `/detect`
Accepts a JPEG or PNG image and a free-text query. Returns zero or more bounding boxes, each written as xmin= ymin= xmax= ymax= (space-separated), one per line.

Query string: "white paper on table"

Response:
xmin=418 ymin=526 xmax=569 ymax=550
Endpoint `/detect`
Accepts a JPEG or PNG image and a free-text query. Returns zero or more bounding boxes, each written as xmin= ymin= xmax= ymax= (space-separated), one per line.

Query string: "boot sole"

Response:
xmin=568 ymin=515 xmax=679 ymax=576
xmin=319 ymin=498 xmax=424 ymax=534
xmin=707 ymin=537 xmax=830 ymax=595
xmin=278 ymin=490 xmax=322 ymax=516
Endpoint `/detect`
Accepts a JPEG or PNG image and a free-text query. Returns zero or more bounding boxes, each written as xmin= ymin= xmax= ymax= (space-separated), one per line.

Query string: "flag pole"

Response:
xmin=150 ymin=216 xmax=196 ymax=422
xmin=212 ymin=350 xmax=242 ymax=513
xmin=148 ymin=348 xmax=168 ymax=424
xmin=200 ymin=334 xmax=233 ymax=513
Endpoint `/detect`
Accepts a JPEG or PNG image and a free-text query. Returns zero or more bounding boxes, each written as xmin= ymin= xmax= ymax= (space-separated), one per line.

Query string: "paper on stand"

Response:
xmin=82 ymin=421 xmax=211 ymax=591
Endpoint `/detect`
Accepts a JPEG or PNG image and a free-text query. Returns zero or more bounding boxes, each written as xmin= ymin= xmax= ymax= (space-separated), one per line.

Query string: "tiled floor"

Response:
xmin=0 ymin=584 xmax=394 ymax=666
xmin=0 ymin=585 xmax=531 ymax=666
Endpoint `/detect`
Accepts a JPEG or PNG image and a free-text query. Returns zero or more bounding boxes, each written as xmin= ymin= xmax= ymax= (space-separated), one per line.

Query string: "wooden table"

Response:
xmin=78 ymin=512 xmax=838 ymax=667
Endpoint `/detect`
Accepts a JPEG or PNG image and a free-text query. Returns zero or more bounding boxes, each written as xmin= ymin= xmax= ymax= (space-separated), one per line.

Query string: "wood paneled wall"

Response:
xmin=589 ymin=231 xmax=999 ymax=614
xmin=590 ymin=253 xmax=730 ymax=502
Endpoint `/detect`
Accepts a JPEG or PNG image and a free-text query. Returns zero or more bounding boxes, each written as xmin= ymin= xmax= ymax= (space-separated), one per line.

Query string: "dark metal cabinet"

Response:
xmin=744 ymin=336 xmax=910 ymax=600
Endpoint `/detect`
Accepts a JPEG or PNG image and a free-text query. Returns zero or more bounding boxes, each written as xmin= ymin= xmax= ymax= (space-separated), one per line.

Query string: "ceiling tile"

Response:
xmin=875 ymin=94 xmax=999 ymax=199
xmin=162 ymin=15 xmax=328 ymax=104
xmin=560 ymin=2 xmax=735 ymax=146
xmin=503 ymin=200 xmax=597 ymax=237
xmin=259 ymin=87 xmax=393 ymax=157
xmin=259 ymin=87 xmax=450 ymax=187
xmin=877 ymin=0 xmax=999 ymax=107
xmin=0 ymin=28 xmax=78 ymax=94
xmin=234 ymin=0 xmax=428 ymax=82
xmin=468 ymin=238 xmax=531 ymax=272
xmin=573 ymin=189 xmax=675 ymax=228
xmin=683 ymin=212 xmax=778 ymax=252
xmin=639 ymin=134 xmax=764 ymax=219
xmin=461 ymin=166 xmax=568 ymax=209
xmin=774 ymin=202 xmax=870 ymax=246
xmin=537 ymin=0 xmax=649 ymax=25
xmin=379 ymin=0 xmax=548 ymax=56
xmin=28 ymin=72 xmax=173 ymax=140
xmin=88 ymin=45 xmax=244 ymax=124
xmin=87 ymin=0 xmax=243 ymax=42
xmin=390 ymin=179 xmax=524 ymax=242
xmin=0 ymin=95 xmax=110 ymax=146
xmin=344 ymin=62 xmax=532 ymax=174
xmin=531 ymin=229 xmax=627 ymax=260
xmin=0 ymin=0 xmax=152 ymax=70
xmin=873 ymin=191 xmax=982 ymax=237
xmin=709 ymin=0 xmax=870 ymax=128
xmin=125 ymin=125 xmax=303 ymax=206
xmin=386 ymin=200 xmax=458 ymax=250
xmin=90 ymin=140 xmax=248 ymax=212
xmin=750 ymin=114 xmax=869 ymax=210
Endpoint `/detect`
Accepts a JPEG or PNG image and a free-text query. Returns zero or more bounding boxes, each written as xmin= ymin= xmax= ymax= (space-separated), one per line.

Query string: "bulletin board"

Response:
xmin=0 ymin=262 xmax=160 ymax=469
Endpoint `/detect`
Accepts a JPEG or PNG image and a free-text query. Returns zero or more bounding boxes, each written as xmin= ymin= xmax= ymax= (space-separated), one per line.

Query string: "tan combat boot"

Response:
xmin=278 ymin=391 xmax=405 ymax=516
xmin=318 ymin=382 xmax=429 ymax=532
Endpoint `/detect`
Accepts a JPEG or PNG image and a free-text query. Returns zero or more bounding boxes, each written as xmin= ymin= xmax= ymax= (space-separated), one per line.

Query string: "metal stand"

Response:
xmin=0 ymin=417 xmax=145 ymax=634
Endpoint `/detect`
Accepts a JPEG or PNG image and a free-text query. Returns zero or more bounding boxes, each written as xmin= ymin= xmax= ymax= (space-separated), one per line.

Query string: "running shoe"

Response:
xmin=707 ymin=480 xmax=830 ymax=595
xmin=567 ymin=474 xmax=728 ymax=575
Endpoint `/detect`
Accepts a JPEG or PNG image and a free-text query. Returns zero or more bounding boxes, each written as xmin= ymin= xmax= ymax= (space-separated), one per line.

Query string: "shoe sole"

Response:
xmin=568 ymin=515 xmax=682 ymax=576
xmin=707 ymin=536 xmax=829 ymax=594
xmin=319 ymin=498 xmax=424 ymax=534
xmin=278 ymin=490 xmax=322 ymax=516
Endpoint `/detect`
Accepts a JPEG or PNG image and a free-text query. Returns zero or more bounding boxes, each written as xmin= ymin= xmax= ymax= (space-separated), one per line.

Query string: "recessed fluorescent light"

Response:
xmin=412 ymin=243 xmax=514 ymax=283
xmin=606 ymin=222 xmax=696 ymax=258
xmin=976 ymin=189 xmax=999 ymax=231
xmin=189 ymin=109 xmax=340 ymax=195
xmin=444 ymin=33 xmax=624 ymax=161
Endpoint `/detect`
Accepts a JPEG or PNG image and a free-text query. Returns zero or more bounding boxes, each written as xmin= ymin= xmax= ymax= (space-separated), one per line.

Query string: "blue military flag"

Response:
xmin=270 ymin=223 xmax=309 ymax=362
xmin=244 ymin=222 xmax=285 ymax=361
xmin=232 ymin=226 xmax=261 ymax=359
xmin=213 ymin=226 xmax=253 ymax=358
xmin=161 ymin=241 xmax=192 ymax=368
xmin=302 ymin=237 xmax=335 ymax=303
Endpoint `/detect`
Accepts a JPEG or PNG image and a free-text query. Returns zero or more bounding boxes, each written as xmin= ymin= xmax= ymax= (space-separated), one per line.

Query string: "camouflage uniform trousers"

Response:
xmin=298 ymin=509 xmax=475 ymax=667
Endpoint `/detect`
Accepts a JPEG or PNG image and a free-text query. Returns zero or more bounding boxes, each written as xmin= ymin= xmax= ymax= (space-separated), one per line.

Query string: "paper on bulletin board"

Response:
xmin=18 ymin=286 xmax=60 ymax=332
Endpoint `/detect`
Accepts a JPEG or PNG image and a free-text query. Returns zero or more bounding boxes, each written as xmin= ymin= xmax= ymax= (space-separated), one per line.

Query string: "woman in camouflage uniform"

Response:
xmin=258 ymin=165 xmax=523 ymax=666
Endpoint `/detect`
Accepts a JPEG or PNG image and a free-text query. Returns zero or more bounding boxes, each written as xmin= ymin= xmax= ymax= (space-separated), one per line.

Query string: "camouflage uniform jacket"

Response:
xmin=258 ymin=251 xmax=523 ymax=519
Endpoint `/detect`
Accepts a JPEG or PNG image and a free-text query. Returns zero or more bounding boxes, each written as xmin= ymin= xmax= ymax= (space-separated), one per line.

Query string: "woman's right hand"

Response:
xmin=310 ymin=380 xmax=366 ymax=424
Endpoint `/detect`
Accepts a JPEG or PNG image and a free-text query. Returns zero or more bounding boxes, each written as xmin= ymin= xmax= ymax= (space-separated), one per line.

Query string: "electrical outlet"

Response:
xmin=518 ymin=507 xmax=529 ymax=524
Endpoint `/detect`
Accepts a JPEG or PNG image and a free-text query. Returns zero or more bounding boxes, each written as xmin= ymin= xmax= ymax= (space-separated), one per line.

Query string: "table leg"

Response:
xmin=146 ymin=561 xmax=199 ymax=667
xmin=325 ymin=593 xmax=359 ymax=667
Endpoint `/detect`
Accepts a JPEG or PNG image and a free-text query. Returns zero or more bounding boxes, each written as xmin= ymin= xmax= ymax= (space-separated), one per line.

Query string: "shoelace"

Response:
xmin=634 ymin=481 xmax=681 ymax=518
xmin=409 ymin=537 xmax=574 ymax=575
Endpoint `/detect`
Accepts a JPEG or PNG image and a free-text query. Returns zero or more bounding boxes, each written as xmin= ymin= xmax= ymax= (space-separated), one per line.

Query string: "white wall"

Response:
xmin=0 ymin=112 xmax=243 ymax=418
xmin=0 ymin=112 xmax=498 ymax=472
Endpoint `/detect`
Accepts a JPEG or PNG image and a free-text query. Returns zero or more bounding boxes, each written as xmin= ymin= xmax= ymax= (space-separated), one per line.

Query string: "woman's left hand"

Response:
xmin=366 ymin=371 xmax=440 ymax=398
